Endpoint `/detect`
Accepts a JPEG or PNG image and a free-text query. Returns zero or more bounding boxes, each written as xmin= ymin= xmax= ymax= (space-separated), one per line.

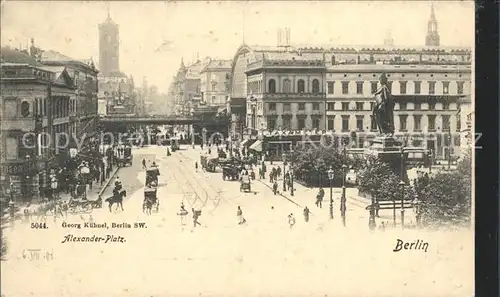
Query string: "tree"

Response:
xmin=292 ymin=146 xmax=345 ymax=187
xmin=419 ymin=152 xmax=472 ymax=227
xmin=1 ymin=199 xmax=8 ymax=260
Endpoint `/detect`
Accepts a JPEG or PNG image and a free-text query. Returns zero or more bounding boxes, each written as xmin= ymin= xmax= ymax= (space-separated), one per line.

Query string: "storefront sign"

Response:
xmin=2 ymin=160 xmax=37 ymax=175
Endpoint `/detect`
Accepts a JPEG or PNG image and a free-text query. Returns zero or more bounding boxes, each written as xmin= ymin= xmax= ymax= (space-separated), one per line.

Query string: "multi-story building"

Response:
xmin=40 ymin=47 xmax=99 ymax=143
xmin=227 ymin=6 xmax=472 ymax=159
xmin=1 ymin=47 xmax=76 ymax=202
xmin=200 ymin=59 xmax=232 ymax=108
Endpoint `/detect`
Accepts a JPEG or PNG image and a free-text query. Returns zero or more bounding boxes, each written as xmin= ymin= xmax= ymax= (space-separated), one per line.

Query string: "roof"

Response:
xmin=185 ymin=61 xmax=204 ymax=79
xmin=41 ymin=50 xmax=74 ymax=62
xmin=0 ymin=47 xmax=43 ymax=66
xmin=39 ymin=65 xmax=66 ymax=78
xmin=201 ymin=59 xmax=232 ymax=72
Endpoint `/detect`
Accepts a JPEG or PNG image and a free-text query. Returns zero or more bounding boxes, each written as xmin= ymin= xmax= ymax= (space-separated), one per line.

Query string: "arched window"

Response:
xmin=331 ymin=55 xmax=336 ymax=65
xmin=297 ymin=79 xmax=305 ymax=93
xmin=312 ymin=79 xmax=320 ymax=93
xmin=268 ymin=79 xmax=276 ymax=93
xmin=283 ymin=79 xmax=291 ymax=93
xmin=21 ymin=101 xmax=30 ymax=117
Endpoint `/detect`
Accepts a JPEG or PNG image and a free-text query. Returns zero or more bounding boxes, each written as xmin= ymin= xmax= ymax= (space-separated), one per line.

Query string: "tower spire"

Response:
xmin=425 ymin=3 xmax=440 ymax=46
xmin=242 ymin=10 xmax=246 ymax=44
xmin=106 ymin=1 xmax=111 ymax=19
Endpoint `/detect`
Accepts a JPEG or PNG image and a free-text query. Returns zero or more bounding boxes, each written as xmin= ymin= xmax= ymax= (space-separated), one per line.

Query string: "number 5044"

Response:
xmin=31 ymin=222 xmax=48 ymax=229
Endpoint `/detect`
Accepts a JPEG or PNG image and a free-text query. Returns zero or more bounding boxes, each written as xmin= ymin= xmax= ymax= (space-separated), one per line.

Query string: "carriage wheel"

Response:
xmin=154 ymin=201 xmax=159 ymax=213
xmin=81 ymin=202 xmax=93 ymax=213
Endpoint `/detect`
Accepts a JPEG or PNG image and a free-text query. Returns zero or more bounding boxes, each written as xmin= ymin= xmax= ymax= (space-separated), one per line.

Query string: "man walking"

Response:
xmin=192 ymin=208 xmax=202 ymax=227
xmin=316 ymin=188 xmax=324 ymax=208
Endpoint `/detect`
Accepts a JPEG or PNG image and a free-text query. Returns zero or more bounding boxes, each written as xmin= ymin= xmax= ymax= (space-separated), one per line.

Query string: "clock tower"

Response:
xmin=425 ymin=4 xmax=440 ymax=47
xmin=98 ymin=8 xmax=120 ymax=76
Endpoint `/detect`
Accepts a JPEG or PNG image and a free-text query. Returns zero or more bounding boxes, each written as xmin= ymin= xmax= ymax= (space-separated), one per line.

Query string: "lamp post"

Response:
xmin=327 ymin=166 xmax=334 ymax=220
xmin=8 ymin=182 xmax=15 ymax=225
xmin=429 ymin=148 xmax=433 ymax=174
xmin=399 ymin=180 xmax=406 ymax=228
xmin=368 ymin=194 xmax=377 ymax=231
xmin=290 ymin=147 xmax=294 ymax=196
xmin=341 ymin=164 xmax=347 ymax=226
xmin=413 ymin=195 xmax=422 ymax=228
xmin=282 ymin=152 xmax=287 ymax=192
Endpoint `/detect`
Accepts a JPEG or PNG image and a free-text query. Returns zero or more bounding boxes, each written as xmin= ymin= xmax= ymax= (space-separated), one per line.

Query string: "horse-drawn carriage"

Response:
xmin=240 ymin=174 xmax=251 ymax=192
xmin=200 ymin=155 xmax=218 ymax=172
xmin=145 ymin=165 xmax=160 ymax=187
xmin=116 ymin=145 xmax=133 ymax=167
xmin=143 ymin=186 xmax=159 ymax=214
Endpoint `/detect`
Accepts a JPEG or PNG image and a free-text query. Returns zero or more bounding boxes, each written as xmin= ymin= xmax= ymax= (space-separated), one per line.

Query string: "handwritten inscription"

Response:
xmin=61 ymin=234 xmax=126 ymax=244
xmin=22 ymin=249 xmax=54 ymax=261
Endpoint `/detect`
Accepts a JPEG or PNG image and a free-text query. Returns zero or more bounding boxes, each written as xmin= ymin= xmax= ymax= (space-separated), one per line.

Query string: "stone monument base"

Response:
xmin=365 ymin=135 xmax=409 ymax=183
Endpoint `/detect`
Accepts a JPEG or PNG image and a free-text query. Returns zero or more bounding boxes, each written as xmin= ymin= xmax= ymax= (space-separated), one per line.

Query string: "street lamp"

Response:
xmin=341 ymin=164 xmax=348 ymax=226
xmin=8 ymin=182 xmax=15 ymax=225
xmin=399 ymin=180 xmax=406 ymax=228
xmin=282 ymin=152 xmax=288 ymax=192
xmin=413 ymin=195 xmax=422 ymax=228
xmin=327 ymin=166 xmax=334 ymax=220
xmin=290 ymin=148 xmax=294 ymax=197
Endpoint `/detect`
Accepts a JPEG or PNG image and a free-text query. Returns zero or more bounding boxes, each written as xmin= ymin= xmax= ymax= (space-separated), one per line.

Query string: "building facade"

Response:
xmin=200 ymin=59 xmax=232 ymax=108
xmin=1 ymin=48 xmax=76 ymax=202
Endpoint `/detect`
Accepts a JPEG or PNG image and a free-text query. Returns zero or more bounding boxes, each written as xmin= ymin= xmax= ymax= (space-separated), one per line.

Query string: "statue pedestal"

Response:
xmin=365 ymin=136 xmax=408 ymax=182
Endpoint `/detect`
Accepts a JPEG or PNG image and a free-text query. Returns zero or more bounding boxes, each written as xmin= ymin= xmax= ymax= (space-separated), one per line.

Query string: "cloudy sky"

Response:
xmin=1 ymin=1 xmax=474 ymax=93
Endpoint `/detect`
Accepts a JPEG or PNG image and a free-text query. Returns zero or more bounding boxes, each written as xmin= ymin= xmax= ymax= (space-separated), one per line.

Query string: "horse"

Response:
xmin=105 ymin=190 xmax=127 ymax=212
xmin=23 ymin=200 xmax=65 ymax=222
xmin=143 ymin=197 xmax=155 ymax=215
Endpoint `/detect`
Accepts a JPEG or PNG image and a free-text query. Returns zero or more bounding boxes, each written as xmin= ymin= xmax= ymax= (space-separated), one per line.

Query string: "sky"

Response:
xmin=1 ymin=1 xmax=474 ymax=93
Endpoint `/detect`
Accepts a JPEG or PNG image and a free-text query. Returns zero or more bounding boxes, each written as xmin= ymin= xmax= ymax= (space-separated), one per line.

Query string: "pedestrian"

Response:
xmin=192 ymin=208 xmax=202 ymax=227
xmin=316 ymin=188 xmax=324 ymax=208
xmin=177 ymin=203 xmax=188 ymax=225
xmin=303 ymin=207 xmax=310 ymax=223
xmin=288 ymin=213 xmax=296 ymax=229
xmin=142 ymin=159 xmax=146 ymax=170
xmin=237 ymin=206 xmax=246 ymax=225
xmin=195 ymin=162 xmax=198 ymax=172
xmin=208 ymin=148 xmax=211 ymax=155
xmin=277 ymin=167 xmax=281 ymax=179
xmin=379 ymin=221 xmax=386 ymax=232
xmin=273 ymin=181 xmax=278 ymax=195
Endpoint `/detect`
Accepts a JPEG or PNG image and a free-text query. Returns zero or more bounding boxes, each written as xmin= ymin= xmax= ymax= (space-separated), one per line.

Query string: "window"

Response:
xmin=327 ymin=102 xmax=334 ymax=110
xmin=313 ymin=103 xmax=320 ymax=110
xmin=297 ymin=80 xmax=305 ymax=93
xmin=400 ymin=81 xmax=407 ymax=94
xmin=414 ymin=115 xmax=422 ymax=131
xmin=442 ymin=102 xmax=449 ymax=110
xmin=327 ymin=82 xmax=334 ymax=94
xmin=267 ymin=116 xmax=276 ymax=130
xmin=6 ymin=137 xmax=17 ymax=160
xmin=356 ymin=102 xmax=363 ymax=111
xmin=414 ymin=81 xmax=421 ymax=94
xmin=211 ymin=96 xmax=216 ymax=103
xmin=298 ymin=103 xmax=305 ymax=110
xmin=442 ymin=115 xmax=451 ymax=131
xmin=283 ymin=103 xmax=291 ymax=112
xmin=283 ymin=79 xmax=291 ymax=93
xmin=428 ymin=81 xmax=436 ymax=94
xmin=457 ymin=81 xmax=464 ymax=94
xmin=20 ymin=101 xmax=30 ymax=117
xmin=342 ymin=82 xmax=349 ymax=94
xmin=399 ymin=102 xmax=407 ymax=110
xmin=428 ymin=115 xmax=436 ymax=130
xmin=312 ymin=118 xmax=320 ymax=129
xmin=283 ymin=116 xmax=291 ymax=130
xmin=327 ymin=116 xmax=335 ymax=130
xmin=371 ymin=81 xmax=378 ymax=93
xmin=331 ymin=55 xmax=336 ymax=64
xmin=429 ymin=102 xmax=435 ymax=110
xmin=341 ymin=115 xmax=349 ymax=131
xmin=456 ymin=116 xmax=461 ymax=131
xmin=356 ymin=82 xmax=363 ymax=94
xmin=268 ymin=79 xmax=276 ymax=93
xmin=342 ymin=102 xmax=349 ymax=111
xmin=269 ymin=103 xmax=276 ymax=111
xmin=212 ymin=84 xmax=216 ymax=92
xmin=399 ymin=115 xmax=408 ymax=131
xmin=370 ymin=115 xmax=377 ymax=130
xmin=387 ymin=81 xmax=393 ymax=93
xmin=442 ymin=82 xmax=450 ymax=94
xmin=356 ymin=116 xmax=364 ymax=131
xmin=312 ymin=79 xmax=320 ymax=93
xmin=298 ymin=118 xmax=305 ymax=130
xmin=414 ymin=102 xmax=421 ymax=110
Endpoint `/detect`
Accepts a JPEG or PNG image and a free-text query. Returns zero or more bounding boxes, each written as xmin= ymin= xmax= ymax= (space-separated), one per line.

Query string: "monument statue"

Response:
xmin=372 ymin=73 xmax=395 ymax=135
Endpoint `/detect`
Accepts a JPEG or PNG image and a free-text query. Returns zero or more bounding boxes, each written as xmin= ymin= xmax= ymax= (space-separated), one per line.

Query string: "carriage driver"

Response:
xmin=113 ymin=177 xmax=123 ymax=196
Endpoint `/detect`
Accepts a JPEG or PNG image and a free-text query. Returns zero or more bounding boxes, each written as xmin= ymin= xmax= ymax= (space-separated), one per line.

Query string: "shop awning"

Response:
xmin=249 ymin=140 xmax=263 ymax=152
xmin=240 ymin=139 xmax=249 ymax=147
